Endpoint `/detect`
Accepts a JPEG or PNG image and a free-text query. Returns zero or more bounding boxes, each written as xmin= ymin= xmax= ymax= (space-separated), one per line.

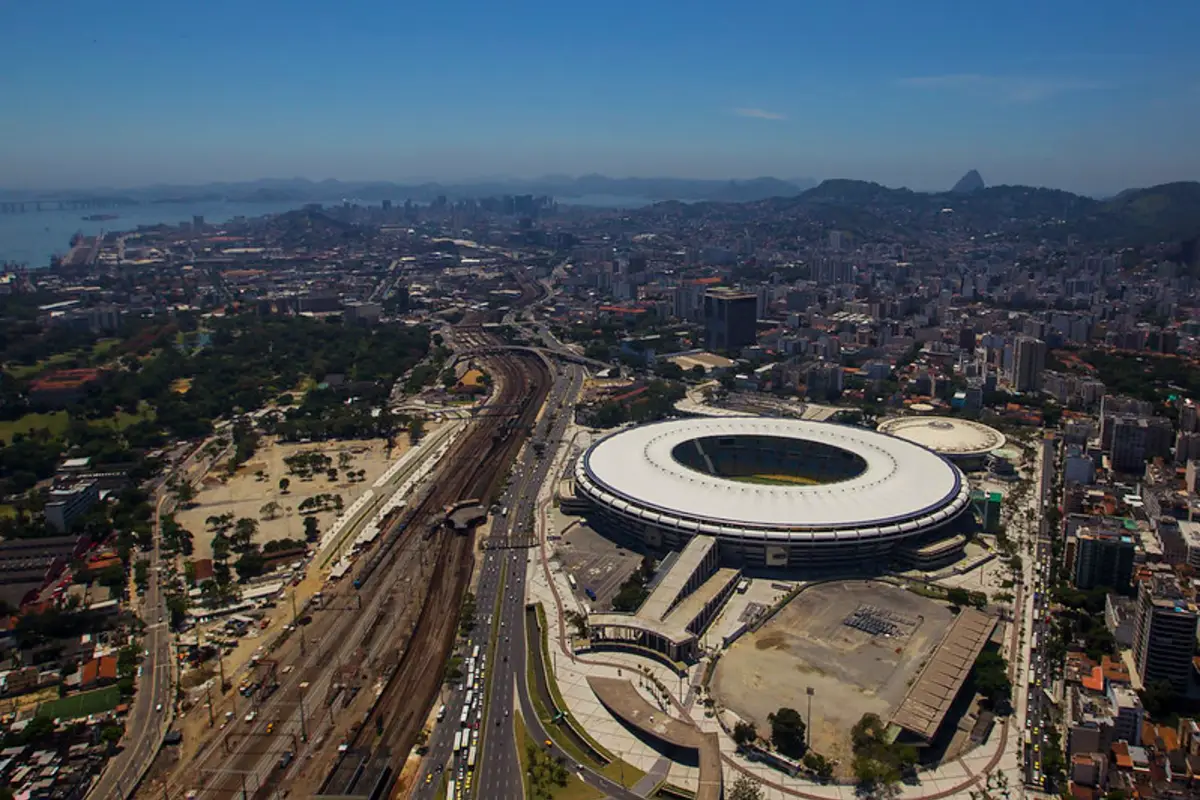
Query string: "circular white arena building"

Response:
xmin=574 ymin=417 xmax=973 ymax=570
xmin=876 ymin=416 xmax=1005 ymax=470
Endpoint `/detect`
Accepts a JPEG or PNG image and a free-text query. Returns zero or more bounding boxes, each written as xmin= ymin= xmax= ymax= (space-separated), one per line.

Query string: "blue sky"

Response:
xmin=3 ymin=0 xmax=1198 ymax=194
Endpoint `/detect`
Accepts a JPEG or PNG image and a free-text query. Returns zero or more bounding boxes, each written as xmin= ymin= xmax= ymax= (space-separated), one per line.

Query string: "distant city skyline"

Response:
xmin=3 ymin=0 xmax=1199 ymax=196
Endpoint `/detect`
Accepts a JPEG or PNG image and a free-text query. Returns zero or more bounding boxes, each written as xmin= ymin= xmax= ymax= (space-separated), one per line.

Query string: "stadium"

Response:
xmin=573 ymin=417 xmax=974 ymax=570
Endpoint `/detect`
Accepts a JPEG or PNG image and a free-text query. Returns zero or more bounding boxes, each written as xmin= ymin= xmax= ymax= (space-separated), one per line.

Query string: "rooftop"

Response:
xmin=890 ymin=608 xmax=997 ymax=741
xmin=639 ymin=535 xmax=717 ymax=622
xmin=578 ymin=417 xmax=969 ymax=537
xmin=877 ymin=415 xmax=1006 ymax=457
xmin=588 ymin=677 xmax=722 ymax=800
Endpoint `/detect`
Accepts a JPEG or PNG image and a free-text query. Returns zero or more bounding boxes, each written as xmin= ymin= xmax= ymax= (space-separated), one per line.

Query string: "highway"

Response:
xmin=92 ymin=440 xmax=222 ymax=800
xmin=414 ymin=352 xmax=643 ymax=800
xmin=1023 ymin=434 xmax=1059 ymax=791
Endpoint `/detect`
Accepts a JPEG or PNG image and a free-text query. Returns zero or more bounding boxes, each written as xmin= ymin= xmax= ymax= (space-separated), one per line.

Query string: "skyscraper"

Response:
xmin=704 ymin=288 xmax=757 ymax=352
xmin=1012 ymin=336 xmax=1046 ymax=393
xmin=1132 ymin=567 xmax=1197 ymax=694
xmin=1072 ymin=527 xmax=1135 ymax=593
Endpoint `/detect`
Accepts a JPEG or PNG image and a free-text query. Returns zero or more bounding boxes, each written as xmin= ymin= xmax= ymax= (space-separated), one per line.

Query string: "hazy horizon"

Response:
xmin=3 ymin=172 xmax=1186 ymax=201
xmin=4 ymin=0 xmax=1199 ymax=197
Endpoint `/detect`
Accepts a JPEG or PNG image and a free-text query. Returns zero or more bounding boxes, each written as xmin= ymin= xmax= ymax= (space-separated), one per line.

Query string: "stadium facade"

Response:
xmin=573 ymin=417 xmax=973 ymax=570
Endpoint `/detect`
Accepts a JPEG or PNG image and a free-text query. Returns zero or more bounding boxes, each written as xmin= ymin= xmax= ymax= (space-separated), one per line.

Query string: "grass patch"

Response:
xmin=37 ymin=685 xmax=121 ymax=719
xmin=516 ymin=710 xmax=534 ymax=799
xmin=92 ymin=338 xmax=121 ymax=359
xmin=0 ymin=411 xmax=69 ymax=444
xmin=517 ymin=710 xmax=602 ymax=800
xmin=0 ymin=505 xmax=15 ymax=520
xmin=99 ymin=402 xmax=156 ymax=430
xmin=5 ymin=351 xmax=79 ymax=380
xmin=527 ymin=604 xmax=645 ymax=788
xmin=728 ymin=473 xmax=822 ymax=486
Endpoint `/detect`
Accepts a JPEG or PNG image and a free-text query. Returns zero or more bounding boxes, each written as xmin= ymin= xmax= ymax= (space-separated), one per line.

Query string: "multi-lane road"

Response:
xmin=92 ymin=438 xmax=225 ymax=800
xmin=415 ymin=353 xmax=646 ymax=800
xmin=413 ymin=360 xmax=582 ymax=799
xmin=1024 ymin=434 xmax=1059 ymax=791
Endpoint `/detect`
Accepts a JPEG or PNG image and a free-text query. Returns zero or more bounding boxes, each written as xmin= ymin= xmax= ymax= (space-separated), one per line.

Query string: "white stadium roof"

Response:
xmin=877 ymin=416 xmax=1005 ymax=458
xmin=576 ymin=417 xmax=970 ymax=541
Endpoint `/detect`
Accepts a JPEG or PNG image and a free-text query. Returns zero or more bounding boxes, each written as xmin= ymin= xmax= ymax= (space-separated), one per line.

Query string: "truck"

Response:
xmin=584 ymin=587 xmax=597 ymax=601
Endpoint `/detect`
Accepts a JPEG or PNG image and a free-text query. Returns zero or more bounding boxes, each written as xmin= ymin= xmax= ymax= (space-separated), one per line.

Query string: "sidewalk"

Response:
xmin=526 ymin=415 xmax=1030 ymax=798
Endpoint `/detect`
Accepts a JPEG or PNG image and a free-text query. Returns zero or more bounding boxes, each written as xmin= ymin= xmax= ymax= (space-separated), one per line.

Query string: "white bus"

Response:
xmin=467 ymin=745 xmax=477 ymax=769
xmin=567 ymin=574 xmax=577 ymax=589
xmin=453 ymin=730 xmax=464 ymax=753
xmin=472 ymin=645 xmax=481 ymax=660
xmin=460 ymin=706 xmax=470 ymax=726
xmin=465 ymin=690 xmax=474 ymax=710
xmin=446 ymin=779 xmax=455 ymax=798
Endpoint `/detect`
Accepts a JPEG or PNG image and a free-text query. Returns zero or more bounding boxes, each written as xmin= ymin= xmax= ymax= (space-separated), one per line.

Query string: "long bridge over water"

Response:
xmin=0 ymin=198 xmax=135 ymax=214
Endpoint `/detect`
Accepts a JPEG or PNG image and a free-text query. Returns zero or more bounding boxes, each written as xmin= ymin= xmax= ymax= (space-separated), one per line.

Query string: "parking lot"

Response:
xmin=553 ymin=520 xmax=642 ymax=610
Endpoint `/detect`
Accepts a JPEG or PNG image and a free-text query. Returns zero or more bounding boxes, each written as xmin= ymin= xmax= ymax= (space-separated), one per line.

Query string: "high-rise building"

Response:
xmin=1132 ymin=567 xmax=1197 ymax=694
xmin=1012 ymin=336 xmax=1046 ymax=393
xmin=192 ymin=215 xmax=205 ymax=230
xmin=703 ymin=288 xmax=757 ymax=352
xmin=1072 ymin=527 xmax=1136 ymax=593
xmin=1110 ymin=416 xmax=1172 ymax=473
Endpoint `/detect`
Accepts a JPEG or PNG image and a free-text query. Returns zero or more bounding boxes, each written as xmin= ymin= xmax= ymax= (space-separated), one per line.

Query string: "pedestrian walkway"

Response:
xmin=527 ymin=422 xmax=1027 ymax=800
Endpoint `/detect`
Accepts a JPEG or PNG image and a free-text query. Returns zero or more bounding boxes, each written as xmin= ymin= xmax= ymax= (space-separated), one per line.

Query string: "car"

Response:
xmin=544 ymin=739 xmax=552 ymax=747
xmin=155 ymin=703 xmax=163 ymax=712
xmin=425 ymin=773 xmax=433 ymax=785
xmin=266 ymin=722 xmax=275 ymax=734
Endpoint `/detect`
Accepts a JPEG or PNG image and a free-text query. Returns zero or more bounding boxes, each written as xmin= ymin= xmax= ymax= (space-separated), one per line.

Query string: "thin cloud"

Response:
xmin=732 ymin=107 xmax=786 ymax=120
xmin=898 ymin=73 xmax=1108 ymax=103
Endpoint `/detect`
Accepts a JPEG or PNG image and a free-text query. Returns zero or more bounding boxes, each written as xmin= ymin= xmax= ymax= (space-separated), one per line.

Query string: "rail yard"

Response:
xmin=138 ymin=325 xmax=551 ymax=800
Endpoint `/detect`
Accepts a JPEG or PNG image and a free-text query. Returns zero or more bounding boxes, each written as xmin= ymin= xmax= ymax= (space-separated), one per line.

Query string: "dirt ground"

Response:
xmin=178 ymin=437 xmax=399 ymax=561
xmin=170 ymin=436 xmax=421 ymax=764
xmin=712 ymin=580 xmax=953 ymax=773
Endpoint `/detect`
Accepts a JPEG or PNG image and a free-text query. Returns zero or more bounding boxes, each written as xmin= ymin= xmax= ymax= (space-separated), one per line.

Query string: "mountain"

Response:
xmin=0 ymin=175 xmax=818 ymax=206
xmin=636 ymin=179 xmax=1200 ymax=247
xmin=951 ymin=170 xmax=985 ymax=193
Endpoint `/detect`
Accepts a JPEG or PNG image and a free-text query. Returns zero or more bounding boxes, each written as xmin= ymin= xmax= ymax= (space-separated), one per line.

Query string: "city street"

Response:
xmin=1023 ymin=434 xmax=1059 ymax=791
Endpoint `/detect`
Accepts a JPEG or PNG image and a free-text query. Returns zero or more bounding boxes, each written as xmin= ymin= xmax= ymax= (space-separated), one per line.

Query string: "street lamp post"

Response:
xmin=806 ymin=686 xmax=815 ymax=749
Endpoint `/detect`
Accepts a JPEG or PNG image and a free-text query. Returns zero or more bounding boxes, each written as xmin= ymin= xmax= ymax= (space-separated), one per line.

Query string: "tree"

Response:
xmin=973 ymin=650 xmax=1012 ymax=710
xmin=409 ymin=417 xmax=426 ymax=444
xmin=303 ymin=515 xmax=320 ymax=543
xmin=767 ymin=707 xmax=806 ymax=758
xmin=732 ymin=720 xmax=758 ymax=749
xmin=803 ymin=751 xmax=834 ymax=782
xmin=946 ymin=587 xmax=973 ymax=608
xmin=727 ymin=775 xmax=763 ymax=800
xmin=278 ymin=477 xmax=290 ymax=494
xmin=235 ymin=549 xmax=265 ymax=580
xmin=174 ymin=480 xmax=197 ymax=506
xmin=211 ymin=533 xmax=231 ymax=564
xmin=564 ymin=610 xmax=588 ymax=639
xmin=853 ymin=754 xmax=902 ymax=799
xmin=260 ymin=501 xmax=282 ymax=520
xmin=165 ymin=593 xmax=188 ymax=628
xmin=232 ymin=517 xmax=258 ymax=552
xmin=134 ymin=560 xmax=149 ymax=593
xmin=1140 ymin=679 xmax=1177 ymax=719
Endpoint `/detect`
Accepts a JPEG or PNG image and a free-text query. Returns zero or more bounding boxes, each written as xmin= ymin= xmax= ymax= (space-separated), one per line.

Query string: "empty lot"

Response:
xmin=712 ymin=580 xmax=952 ymax=771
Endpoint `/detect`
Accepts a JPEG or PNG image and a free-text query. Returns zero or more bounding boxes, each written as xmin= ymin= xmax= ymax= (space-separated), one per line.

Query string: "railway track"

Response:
xmin=321 ymin=347 xmax=550 ymax=795
xmin=154 ymin=346 xmax=549 ymax=800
